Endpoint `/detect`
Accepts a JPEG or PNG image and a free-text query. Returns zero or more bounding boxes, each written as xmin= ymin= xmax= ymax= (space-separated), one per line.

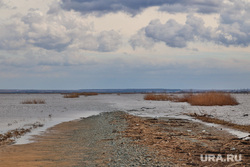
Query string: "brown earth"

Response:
xmin=122 ymin=114 xmax=250 ymax=166
xmin=0 ymin=112 xmax=249 ymax=167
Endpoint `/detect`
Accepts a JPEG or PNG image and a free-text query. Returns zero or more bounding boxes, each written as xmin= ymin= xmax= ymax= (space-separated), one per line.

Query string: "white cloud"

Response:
xmin=0 ymin=0 xmax=5 ymax=8
xmin=131 ymin=15 xmax=213 ymax=48
xmin=215 ymin=0 xmax=250 ymax=47
xmin=0 ymin=8 xmax=122 ymax=52
xmin=129 ymin=29 xmax=155 ymax=49
xmin=130 ymin=0 xmax=250 ymax=49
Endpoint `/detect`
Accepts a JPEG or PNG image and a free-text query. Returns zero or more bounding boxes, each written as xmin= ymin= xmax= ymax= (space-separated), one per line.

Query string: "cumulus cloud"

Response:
xmin=215 ymin=0 xmax=250 ymax=47
xmin=0 ymin=9 xmax=122 ymax=52
xmin=97 ymin=30 xmax=122 ymax=52
xmin=130 ymin=0 xmax=250 ymax=49
xmin=129 ymin=29 xmax=155 ymax=49
xmin=131 ymin=15 xmax=213 ymax=48
xmin=60 ymin=0 xmax=223 ymax=16
xmin=72 ymin=30 xmax=122 ymax=52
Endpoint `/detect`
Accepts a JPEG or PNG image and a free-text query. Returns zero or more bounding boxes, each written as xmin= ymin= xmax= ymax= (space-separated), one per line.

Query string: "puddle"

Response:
xmin=14 ymin=111 xmax=103 ymax=145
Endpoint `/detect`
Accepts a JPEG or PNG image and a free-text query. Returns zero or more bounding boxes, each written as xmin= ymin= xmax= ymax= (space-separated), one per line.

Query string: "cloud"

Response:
xmin=72 ymin=30 xmax=122 ymax=52
xmin=159 ymin=0 xmax=223 ymax=14
xmin=60 ymin=0 xmax=165 ymax=16
xmin=0 ymin=9 xmax=122 ymax=52
xmin=0 ymin=0 xmax=6 ymax=8
xmin=215 ymin=0 xmax=250 ymax=47
xmin=97 ymin=30 xmax=122 ymax=52
xmin=131 ymin=15 xmax=213 ymax=48
xmin=130 ymin=0 xmax=250 ymax=49
xmin=60 ymin=0 xmax=223 ymax=16
xmin=129 ymin=29 xmax=155 ymax=49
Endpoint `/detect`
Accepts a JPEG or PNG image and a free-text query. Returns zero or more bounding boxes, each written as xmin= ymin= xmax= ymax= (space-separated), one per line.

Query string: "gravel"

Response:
xmin=70 ymin=111 xmax=173 ymax=167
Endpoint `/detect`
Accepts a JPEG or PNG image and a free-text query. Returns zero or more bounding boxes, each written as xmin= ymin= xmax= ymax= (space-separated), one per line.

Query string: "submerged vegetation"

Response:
xmin=21 ymin=99 xmax=46 ymax=104
xmin=144 ymin=92 xmax=239 ymax=106
xmin=0 ymin=122 xmax=44 ymax=145
xmin=63 ymin=93 xmax=80 ymax=98
xmin=63 ymin=92 xmax=99 ymax=98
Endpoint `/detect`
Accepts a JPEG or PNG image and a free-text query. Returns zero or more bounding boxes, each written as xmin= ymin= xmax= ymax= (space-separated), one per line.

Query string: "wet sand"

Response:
xmin=0 ymin=112 xmax=249 ymax=166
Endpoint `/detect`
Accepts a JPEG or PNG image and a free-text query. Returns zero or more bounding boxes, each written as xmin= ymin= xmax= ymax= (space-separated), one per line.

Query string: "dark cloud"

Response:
xmin=159 ymin=0 xmax=222 ymax=14
xmin=60 ymin=0 xmax=223 ymax=15
xmin=61 ymin=0 xmax=165 ymax=15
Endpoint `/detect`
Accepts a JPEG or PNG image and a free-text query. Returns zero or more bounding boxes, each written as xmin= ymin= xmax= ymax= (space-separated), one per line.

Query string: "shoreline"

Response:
xmin=2 ymin=110 xmax=249 ymax=147
xmin=1 ymin=93 xmax=249 ymax=146
xmin=0 ymin=111 xmax=249 ymax=166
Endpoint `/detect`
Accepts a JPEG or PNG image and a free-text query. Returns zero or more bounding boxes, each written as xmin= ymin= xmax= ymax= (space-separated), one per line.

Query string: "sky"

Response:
xmin=0 ymin=0 xmax=250 ymax=90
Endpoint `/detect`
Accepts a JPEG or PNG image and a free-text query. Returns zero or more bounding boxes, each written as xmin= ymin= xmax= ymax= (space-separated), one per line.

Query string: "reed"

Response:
xmin=79 ymin=92 xmax=99 ymax=96
xmin=63 ymin=92 xmax=99 ymax=98
xmin=144 ymin=94 xmax=176 ymax=101
xmin=186 ymin=92 xmax=239 ymax=106
xmin=63 ymin=93 xmax=80 ymax=98
xmin=144 ymin=92 xmax=239 ymax=106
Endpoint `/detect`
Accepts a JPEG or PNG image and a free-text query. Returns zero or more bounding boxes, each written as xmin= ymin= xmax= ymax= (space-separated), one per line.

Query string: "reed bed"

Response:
xmin=144 ymin=92 xmax=239 ymax=106
xmin=186 ymin=92 xmax=239 ymax=106
xmin=63 ymin=93 xmax=80 ymax=98
xmin=63 ymin=92 xmax=98 ymax=98
xmin=144 ymin=94 xmax=176 ymax=101
xmin=78 ymin=92 xmax=99 ymax=96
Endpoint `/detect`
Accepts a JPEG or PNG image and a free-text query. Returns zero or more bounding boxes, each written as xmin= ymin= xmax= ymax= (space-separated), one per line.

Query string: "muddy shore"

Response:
xmin=0 ymin=111 xmax=249 ymax=166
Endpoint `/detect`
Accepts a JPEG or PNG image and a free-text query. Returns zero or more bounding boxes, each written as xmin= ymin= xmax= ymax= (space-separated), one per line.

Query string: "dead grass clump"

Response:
xmin=186 ymin=92 xmax=239 ymax=106
xmin=79 ymin=92 xmax=98 ymax=96
xmin=21 ymin=99 xmax=46 ymax=104
xmin=144 ymin=92 xmax=239 ymax=106
xmin=63 ymin=93 xmax=80 ymax=98
xmin=63 ymin=92 xmax=98 ymax=98
xmin=144 ymin=94 xmax=176 ymax=101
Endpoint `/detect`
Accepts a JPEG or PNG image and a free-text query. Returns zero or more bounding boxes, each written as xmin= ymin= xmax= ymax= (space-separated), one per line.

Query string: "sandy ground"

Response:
xmin=0 ymin=112 xmax=249 ymax=167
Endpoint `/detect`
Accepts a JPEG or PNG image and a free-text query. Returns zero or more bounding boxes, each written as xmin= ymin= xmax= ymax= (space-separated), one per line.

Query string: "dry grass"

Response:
xmin=79 ymin=92 xmax=99 ymax=96
xmin=122 ymin=114 xmax=250 ymax=166
xmin=63 ymin=92 xmax=98 ymax=98
xmin=63 ymin=93 xmax=80 ymax=98
xmin=144 ymin=92 xmax=239 ymax=106
xmin=144 ymin=94 xmax=177 ymax=101
xmin=186 ymin=92 xmax=239 ymax=106
xmin=21 ymin=99 xmax=46 ymax=104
